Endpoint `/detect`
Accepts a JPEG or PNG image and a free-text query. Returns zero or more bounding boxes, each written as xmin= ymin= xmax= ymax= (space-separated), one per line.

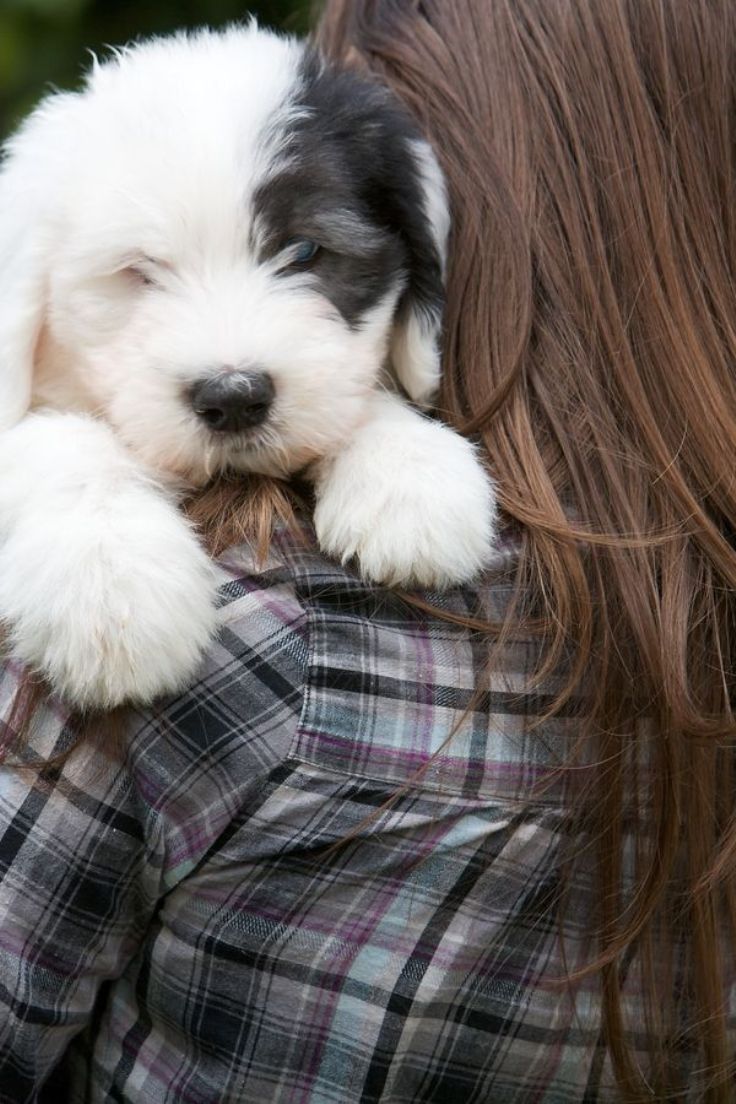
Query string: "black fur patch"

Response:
xmin=251 ymin=49 xmax=444 ymax=331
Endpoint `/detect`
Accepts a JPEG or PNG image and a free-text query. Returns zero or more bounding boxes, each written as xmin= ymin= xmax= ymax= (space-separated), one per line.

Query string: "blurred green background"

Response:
xmin=0 ymin=0 xmax=313 ymax=138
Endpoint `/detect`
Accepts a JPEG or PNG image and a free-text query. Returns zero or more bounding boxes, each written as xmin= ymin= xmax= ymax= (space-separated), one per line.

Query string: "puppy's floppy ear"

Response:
xmin=297 ymin=54 xmax=449 ymax=407
xmin=0 ymin=185 xmax=45 ymax=430
xmin=344 ymin=76 xmax=449 ymax=407
xmin=388 ymin=136 xmax=449 ymax=407
xmin=0 ymin=106 xmax=61 ymax=430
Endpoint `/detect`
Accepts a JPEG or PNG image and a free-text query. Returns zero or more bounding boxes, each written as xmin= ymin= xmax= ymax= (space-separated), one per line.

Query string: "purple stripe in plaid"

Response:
xmin=0 ymin=521 xmax=723 ymax=1102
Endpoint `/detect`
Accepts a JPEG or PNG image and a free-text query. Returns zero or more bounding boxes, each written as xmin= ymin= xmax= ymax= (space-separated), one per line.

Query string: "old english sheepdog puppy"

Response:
xmin=0 ymin=24 xmax=496 ymax=709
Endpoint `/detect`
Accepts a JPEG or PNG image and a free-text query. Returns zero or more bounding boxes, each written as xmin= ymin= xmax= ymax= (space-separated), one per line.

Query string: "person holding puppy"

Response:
xmin=1 ymin=1 xmax=735 ymax=1102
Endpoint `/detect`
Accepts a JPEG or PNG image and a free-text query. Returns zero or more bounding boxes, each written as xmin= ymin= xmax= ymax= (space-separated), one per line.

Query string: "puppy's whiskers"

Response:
xmin=203 ymin=439 xmax=219 ymax=481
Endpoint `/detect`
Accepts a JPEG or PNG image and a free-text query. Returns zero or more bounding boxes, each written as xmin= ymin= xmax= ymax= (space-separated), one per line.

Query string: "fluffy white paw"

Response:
xmin=314 ymin=397 xmax=497 ymax=589
xmin=0 ymin=496 xmax=218 ymax=711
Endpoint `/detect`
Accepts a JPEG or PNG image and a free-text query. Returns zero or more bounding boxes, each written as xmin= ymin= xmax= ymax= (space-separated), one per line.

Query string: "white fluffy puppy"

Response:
xmin=0 ymin=24 xmax=496 ymax=709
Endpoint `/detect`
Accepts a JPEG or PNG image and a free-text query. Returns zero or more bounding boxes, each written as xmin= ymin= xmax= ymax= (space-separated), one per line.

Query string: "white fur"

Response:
xmin=391 ymin=139 xmax=450 ymax=406
xmin=314 ymin=391 xmax=495 ymax=588
xmin=391 ymin=309 xmax=443 ymax=409
xmin=0 ymin=25 xmax=497 ymax=708
xmin=0 ymin=413 xmax=217 ymax=709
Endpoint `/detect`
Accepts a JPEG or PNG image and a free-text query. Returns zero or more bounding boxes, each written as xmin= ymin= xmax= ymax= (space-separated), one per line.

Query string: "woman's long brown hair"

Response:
xmin=316 ymin=1 xmax=736 ymax=1100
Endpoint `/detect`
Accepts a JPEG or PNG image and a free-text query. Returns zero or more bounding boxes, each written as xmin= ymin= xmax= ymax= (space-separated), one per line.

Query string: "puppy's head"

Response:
xmin=0 ymin=24 xmax=448 ymax=484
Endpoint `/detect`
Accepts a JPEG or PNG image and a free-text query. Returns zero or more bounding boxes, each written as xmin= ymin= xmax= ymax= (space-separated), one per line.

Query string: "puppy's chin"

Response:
xmin=225 ymin=443 xmax=323 ymax=481
xmin=128 ymin=431 xmax=322 ymax=489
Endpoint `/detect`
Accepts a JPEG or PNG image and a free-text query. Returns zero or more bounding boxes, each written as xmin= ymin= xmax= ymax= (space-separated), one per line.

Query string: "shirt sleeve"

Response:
xmin=0 ymin=543 xmax=309 ymax=1102
xmin=0 ymin=704 xmax=165 ymax=1100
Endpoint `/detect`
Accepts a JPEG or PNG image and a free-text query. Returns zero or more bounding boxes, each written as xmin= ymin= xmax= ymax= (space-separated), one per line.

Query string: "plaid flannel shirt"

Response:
xmin=0 ymin=521 xmax=713 ymax=1102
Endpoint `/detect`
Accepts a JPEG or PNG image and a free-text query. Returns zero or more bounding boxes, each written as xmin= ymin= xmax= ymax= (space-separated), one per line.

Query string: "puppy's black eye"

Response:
xmin=126 ymin=265 xmax=155 ymax=287
xmin=284 ymin=238 xmax=321 ymax=267
xmin=120 ymin=256 xmax=166 ymax=288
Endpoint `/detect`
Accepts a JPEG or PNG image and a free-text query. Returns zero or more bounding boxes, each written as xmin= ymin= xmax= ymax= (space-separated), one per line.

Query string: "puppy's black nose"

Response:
xmin=190 ymin=371 xmax=274 ymax=433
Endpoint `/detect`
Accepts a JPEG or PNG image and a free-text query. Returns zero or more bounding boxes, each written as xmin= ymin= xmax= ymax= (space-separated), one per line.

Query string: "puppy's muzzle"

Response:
xmin=190 ymin=370 xmax=274 ymax=433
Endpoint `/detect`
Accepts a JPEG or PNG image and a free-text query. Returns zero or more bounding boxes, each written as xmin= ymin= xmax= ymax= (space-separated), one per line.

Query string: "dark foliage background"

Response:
xmin=0 ymin=0 xmax=312 ymax=138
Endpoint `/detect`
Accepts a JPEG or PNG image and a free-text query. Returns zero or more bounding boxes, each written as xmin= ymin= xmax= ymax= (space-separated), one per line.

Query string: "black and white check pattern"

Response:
xmin=0 ymin=523 xmax=712 ymax=1101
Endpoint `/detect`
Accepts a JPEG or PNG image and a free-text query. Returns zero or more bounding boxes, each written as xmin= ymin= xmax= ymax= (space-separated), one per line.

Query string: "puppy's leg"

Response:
xmin=313 ymin=391 xmax=497 ymax=588
xmin=0 ymin=412 xmax=217 ymax=709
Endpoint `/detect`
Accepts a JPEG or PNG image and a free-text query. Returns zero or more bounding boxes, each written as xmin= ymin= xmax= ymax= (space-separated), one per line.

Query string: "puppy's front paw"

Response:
xmin=0 ymin=503 xmax=218 ymax=710
xmin=314 ymin=406 xmax=497 ymax=589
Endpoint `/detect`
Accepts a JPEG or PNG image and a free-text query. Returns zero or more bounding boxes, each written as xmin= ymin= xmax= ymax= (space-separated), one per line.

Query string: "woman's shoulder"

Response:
xmin=204 ymin=517 xmax=569 ymax=808
xmin=124 ymin=515 xmax=572 ymax=827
